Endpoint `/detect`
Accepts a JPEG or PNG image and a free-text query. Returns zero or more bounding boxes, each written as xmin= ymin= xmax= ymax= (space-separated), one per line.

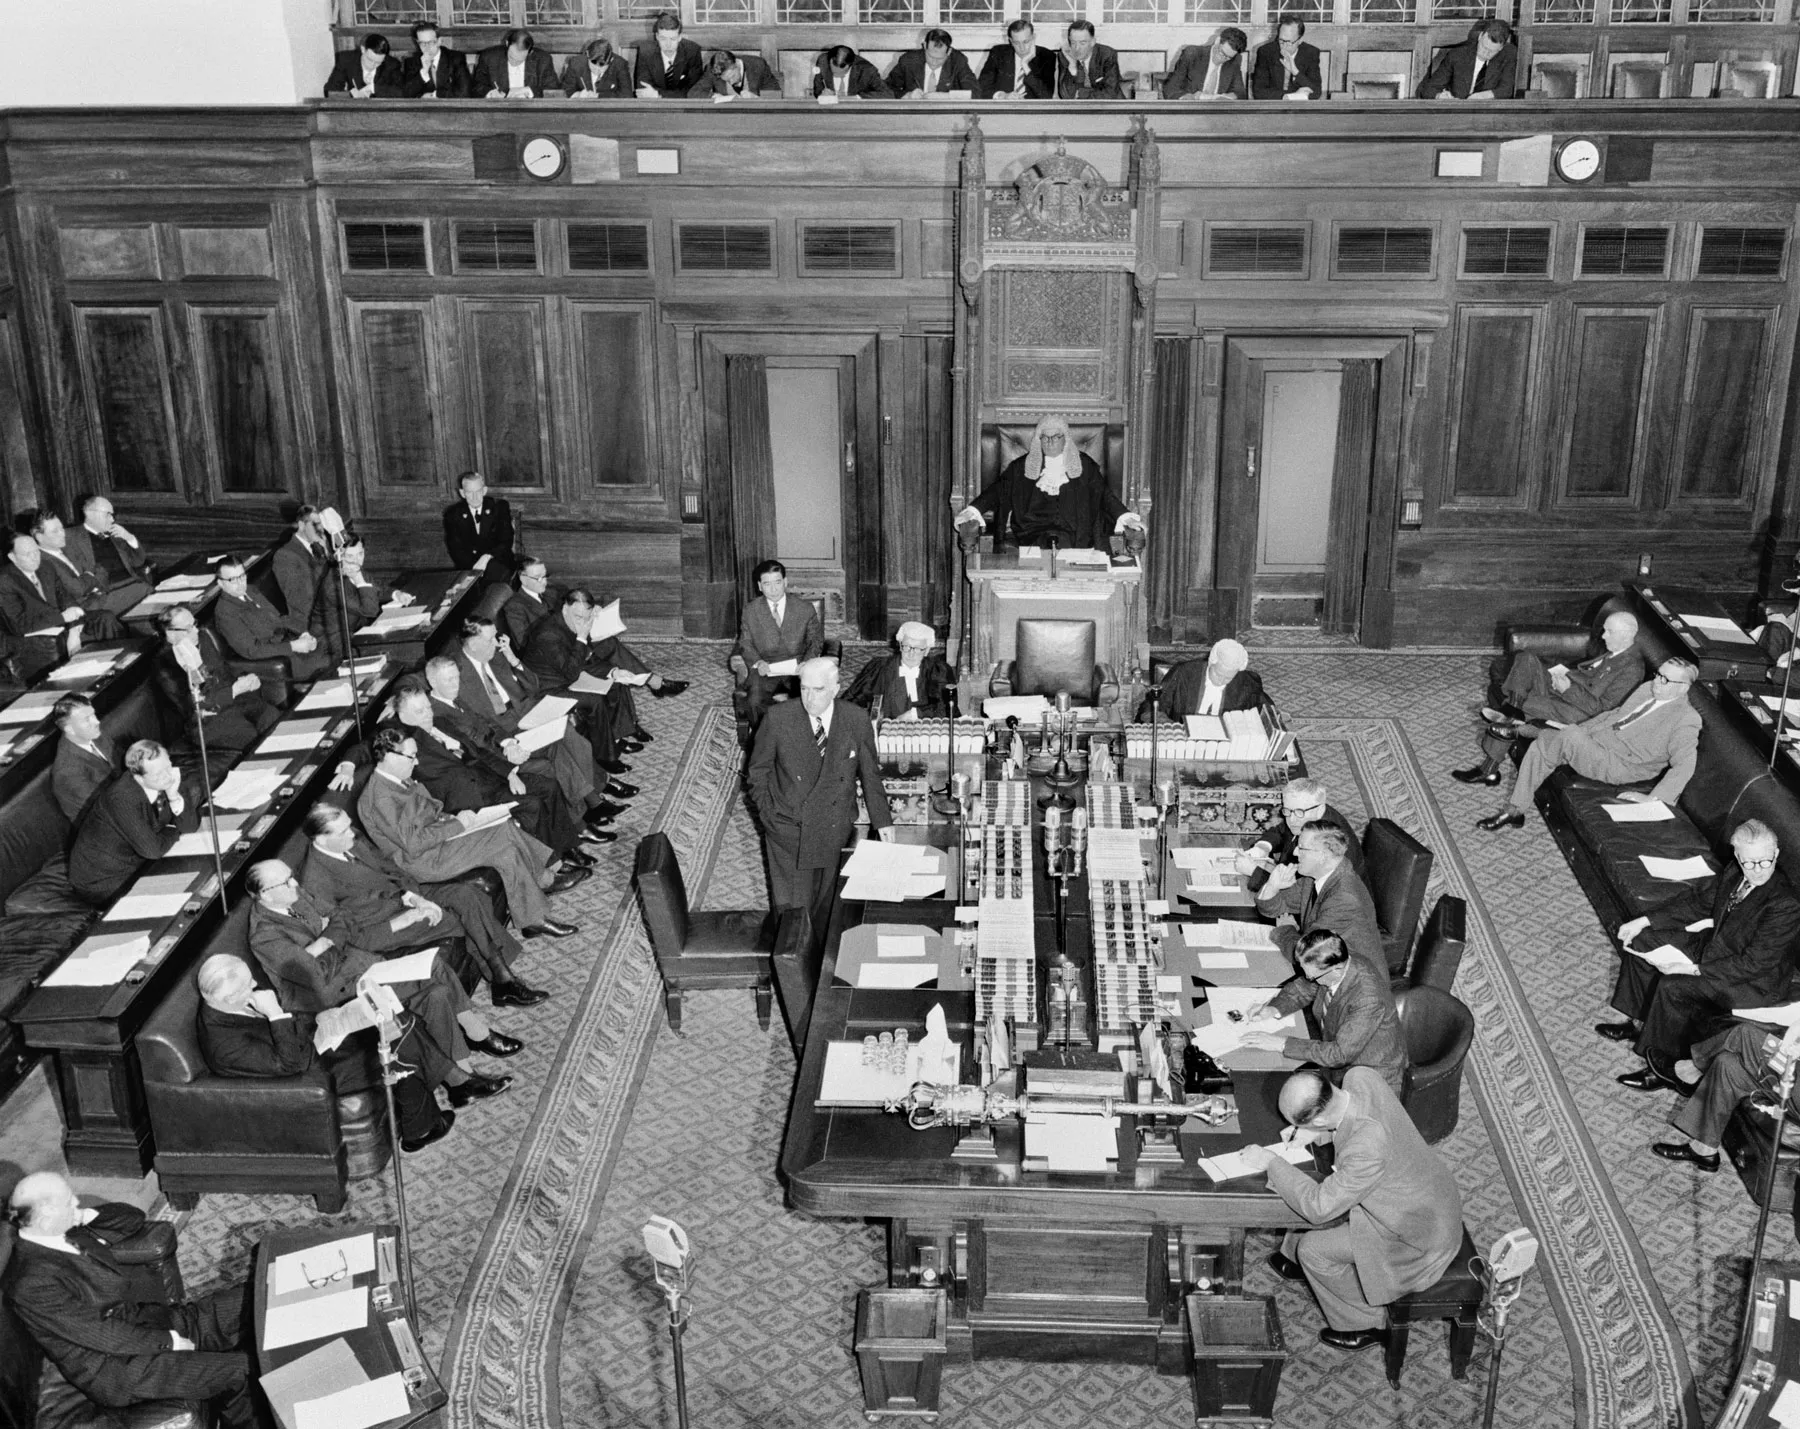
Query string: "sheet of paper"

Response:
xmin=1023 ymin=1111 xmax=1117 ymax=1171
xmin=258 ymin=1337 xmax=366 ymax=1429
xmin=39 ymin=931 xmax=151 ymax=987
xmin=1791 ymin=1283 xmax=1800 ymax=1321
xmin=0 ymin=693 xmax=62 ymax=725
xmin=1197 ymin=1139 xmax=1313 ymax=1183
xmin=1763 ymin=695 xmax=1800 ymax=720
xmin=295 ymin=680 xmax=356 ymax=711
xmin=612 ymin=669 xmax=651 ymax=686
xmin=1156 ymin=975 xmax=1183 ymax=993
xmin=159 ymin=572 xmax=217 ymax=590
xmin=127 ymin=590 xmax=190 ymax=614
xmin=1184 ymin=715 xmax=1229 ymax=742
xmin=256 ymin=718 xmax=334 ymax=755
xmin=1602 ymin=801 xmax=1674 ymax=822
xmin=817 ymin=1038 xmax=960 ymax=1106
xmin=103 ymin=872 xmax=202 ymax=921
xmin=765 ymin=658 xmax=798 ymax=677
xmin=519 ymin=695 xmax=576 ymax=729
xmin=1197 ymin=951 xmax=1250 ymax=970
xmin=1205 ymin=986 xmax=1284 ymax=1020
xmin=1734 ymin=1002 xmax=1800 ymax=1029
xmin=450 ymin=803 xmax=516 ymax=837
xmin=857 ymin=961 xmax=938 ymax=989
xmin=294 ymin=1373 xmax=410 ymax=1429
xmin=877 ymin=934 xmax=928 ymax=960
xmin=511 ymin=715 xmax=568 ymax=753
xmin=48 ymin=653 xmax=125 ymax=683
xmin=357 ymin=606 xmax=430 ymax=636
xmin=589 ymin=599 xmax=627 ymax=641
xmin=361 ymin=947 xmax=438 ymax=986
xmin=1634 ymin=943 xmax=1700 ymax=975
xmin=272 ymin=1233 xmax=378 ymax=1296
xmin=981 ymin=694 xmax=1053 ymax=725
xmin=570 ymin=671 xmax=614 ymax=695
xmin=313 ymin=998 xmax=378 ymax=1054
xmin=1056 ymin=547 xmax=1110 ymax=568
xmin=1771 ymin=1380 xmax=1800 ymax=1429
xmin=1640 ymin=854 xmax=1715 ymax=881
xmin=1172 ymin=847 xmax=1237 ymax=871
xmin=1087 ymin=828 xmax=1146 ymax=881
xmin=1679 ymin=612 xmax=1756 ymax=644
xmin=211 ymin=768 xmax=289 ymax=810
xmin=262 ymin=1284 xmax=370 ymax=1352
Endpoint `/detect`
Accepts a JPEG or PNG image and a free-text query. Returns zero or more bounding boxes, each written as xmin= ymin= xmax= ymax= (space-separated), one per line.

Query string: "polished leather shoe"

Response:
xmin=523 ymin=917 xmax=580 ymax=938
xmin=631 ymin=730 xmax=655 ymax=744
xmin=491 ymin=980 xmax=549 ymax=1008
xmin=607 ymin=780 xmax=640 ymax=800
xmin=1477 ymin=811 xmax=1526 ymax=832
xmin=401 ymin=1110 xmax=455 ymax=1153
xmin=468 ymin=1030 xmax=524 ymax=1058
xmin=1646 ymin=1056 xmax=1698 ymax=1097
xmin=1267 ymin=1251 xmax=1306 ymax=1282
xmin=547 ymin=867 xmax=592 ymax=896
xmin=561 ymin=847 xmax=598 ymax=868
xmin=579 ymin=828 xmax=619 ymax=846
xmin=1479 ymin=705 xmax=1510 ymax=725
xmin=1618 ymin=1061 xmax=1696 ymax=1097
xmin=1319 ymin=1327 xmax=1386 ymax=1353
xmin=1594 ymin=1020 xmax=1637 ymax=1043
xmin=1484 ymin=722 xmax=1520 ymax=742
xmin=617 ymin=740 xmax=646 ymax=755
xmin=650 ymin=680 xmax=688 ymax=698
xmin=1451 ymin=766 xmax=1501 ymax=786
xmin=1651 ymin=1140 xmax=1720 ymax=1172
xmin=584 ymin=809 xmax=616 ymax=829
xmin=447 ymin=1072 xmax=513 ymax=1108
xmin=597 ymin=758 xmax=633 ymax=775
xmin=587 ymin=800 xmax=627 ymax=820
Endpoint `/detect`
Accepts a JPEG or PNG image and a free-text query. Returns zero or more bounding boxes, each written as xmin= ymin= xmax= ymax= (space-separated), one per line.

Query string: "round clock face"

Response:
xmin=1556 ymin=138 xmax=1601 ymax=184
xmin=522 ymin=136 xmax=565 ymax=180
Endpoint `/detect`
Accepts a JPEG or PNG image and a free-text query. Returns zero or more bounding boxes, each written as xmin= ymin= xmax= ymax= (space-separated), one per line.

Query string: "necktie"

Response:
xmin=1076 ymin=61 xmax=1088 ymax=88
xmin=426 ymin=57 xmax=435 ymax=83
xmin=1616 ymin=699 xmax=1658 ymax=730
xmin=480 ymin=663 xmax=508 ymax=712
xmin=27 ymin=572 xmax=43 ymax=600
xmin=814 ymin=719 xmax=828 ymax=756
xmin=1730 ymin=880 xmax=1751 ymax=912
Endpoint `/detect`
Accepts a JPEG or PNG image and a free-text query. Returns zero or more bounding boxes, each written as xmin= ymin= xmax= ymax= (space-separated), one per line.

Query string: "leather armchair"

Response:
xmin=989 ymin=619 xmax=1118 ymax=710
xmin=1360 ymin=817 xmax=1434 ymax=977
xmin=1407 ymin=895 xmax=1468 ymax=992
xmin=633 ymin=831 xmax=776 ymax=1035
xmin=1395 ymin=985 xmax=1474 ymax=1144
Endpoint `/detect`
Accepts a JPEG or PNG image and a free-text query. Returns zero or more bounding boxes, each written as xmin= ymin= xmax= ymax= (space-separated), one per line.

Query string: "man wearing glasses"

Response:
xmin=212 ymin=556 xmax=328 ymax=687
xmin=1478 ymin=657 xmax=1701 ymax=833
xmin=844 ymin=622 xmax=952 ymax=721
xmin=1235 ymin=776 xmax=1364 ymax=891
xmin=1601 ymin=820 xmax=1800 ymax=1098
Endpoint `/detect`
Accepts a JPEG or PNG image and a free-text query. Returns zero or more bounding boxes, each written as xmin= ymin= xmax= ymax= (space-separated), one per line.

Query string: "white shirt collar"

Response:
xmin=18 ymin=1228 xmax=79 ymax=1256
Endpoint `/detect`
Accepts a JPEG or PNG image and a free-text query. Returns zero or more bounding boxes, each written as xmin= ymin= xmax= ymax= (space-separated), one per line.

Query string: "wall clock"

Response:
xmin=1555 ymin=137 xmax=1602 ymax=185
xmin=522 ymin=136 xmax=566 ymax=180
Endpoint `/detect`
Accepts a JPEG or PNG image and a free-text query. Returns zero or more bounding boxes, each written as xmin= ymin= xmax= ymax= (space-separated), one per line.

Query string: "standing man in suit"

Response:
xmin=27 ymin=511 xmax=126 ymax=645
xmin=64 ymin=495 xmax=154 ymax=617
xmin=68 ymin=741 xmax=198 ymax=904
xmin=399 ymin=20 xmax=472 ymax=98
xmin=888 ymin=30 xmax=978 ymax=97
xmin=475 ymin=28 xmax=558 ymax=98
xmin=154 ymin=607 xmax=280 ymax=761
xmin=51 ymin=695 xmax=117 ymax=823
xmin=1251 ymin=16 xmax=1322 ymax=100
xmin=1162 ymin=28 xmax=1250 ymax=99
xmin=979 ymin=20 xmax=1059 ymax=99
xmin=738 ymin=559 xmax=824 ymax=729
xmin=326 ymin=33 xmax=404 ymax=97
xmin=1242 ymin=930 xmax=1409 ymax=1096
xmin=0 ymin=533 xmax=80 ymax=682
xmin=1235 ymin=777 xmax=1366 ymax=889
xmin=688 ymin=49 xmax=781 ymax=98
xmin=443 ymin=470 xmax=518 ymax=588
xmin=272 ymin=506 xmax=331 ymax=635
xmin=747 ymin=657 xmax=894 ymax=938
xmin=1480 ymin=657 xmax=1702 ymax=832
xmin=844 ymin=622 xmax=952 ymax=721
xmin=634 ymin=11 xmax=705 ymax=97
xmin=212 ymin=556 xmax=327 ymax=688
xmin=1057 ymin=21 xmax=1124 ymax=98
xmin=565 ymin=37 xmax=635 ymax=96
xmin=1140 ymin=637 xmax=1267 ymax=722
xmin=1455 ymin=610 xmax=1643 ymax=787
xmin=2 ymin=1176 xmax=261 ymax=1428
xmin=813 ymin=45 xmax=887 ymax=99
xmin=1256 ymin=822 xmax=1387 ymax=974
xmin=1603 ymin=819 xmax=1800 ymax=1095
xmin=1241 ymin=1068 xmax=1465 ymax=1352
xmin=1419 ymin=18 xmax=1517 ymax=99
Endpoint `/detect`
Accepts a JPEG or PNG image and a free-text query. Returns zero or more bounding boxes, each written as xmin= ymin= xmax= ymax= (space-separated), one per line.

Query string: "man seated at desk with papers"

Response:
xmin=311 ymin=532 xmax=415 ymax=664
xmin=153 ymin=606 xmax=282 ymax=761
xmin=1254 ymin=822 xmax=1387 ymax=974
xmin=68 ymin=740 xmax=200 ymax=905
xmin=1139 ymin=638 xmax=1267 ymax=723
xmin=1234 ymin=777 xmax=1364 ymax=892
xmin=1238 ymin=929 xmax=1408 ymax=1096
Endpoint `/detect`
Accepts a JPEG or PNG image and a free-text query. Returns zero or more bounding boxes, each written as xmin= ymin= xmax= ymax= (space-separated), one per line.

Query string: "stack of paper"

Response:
xmin=981 ymin=695 xmax=1053 ymax=725
xmin=103 ymin=871 xmax=202 ymax=922
xmin=295 ymin=681 xmax=357 ymax=712
xmin=1172 ymin=846 xmax=1243 ymax=891
xmin=256 ymin=718 xmax=335 ymax=755
xmin=48 ymin=651 xmax=126 ymax=683
xmin=1601 ymin=801 xmax=1674 ymax=823
xmin=211 ymin=766 xmax=290 ymax=810
xmin=158 ymin=572 xmax=218 ymax=591
xmin=1640 ymin=854 xmax=1714 ymax=881
xmin=1023 ymin=1111 xmax=1118 ymax=1171
xmin=1680 ymin=613 xmax=1756 ymax=645
xmin=840 ymin=841 xmax=946 ymax=902
xmin=1185 ymin=920 xmax=1280 ymax=951
xmin=127 ymin=590 xmax=191 ymax=615
xmin=357 ymin=606 xmax=430 ymax=637
xmin=519 ymin=695 xmax=577 ymax=729
xmin=511 ymin=715 xmax=568 ymax=753
xmin=1087 ymin=828 xmax=1147 ymax=881
xmin=0 ymin=692 xmax=63 ymax=726
xmin=589 ymin=599 xmax=627 ymax=641
xmin=262 ymin=1280 xmax=370 ymax=1352
xmin=40 ymin=931 xmax=151 ymax=987
xmin=272 ymin=1234 xmax=377 ymax=1294
xmin=451 ymin=803 xmax=517 ymax=837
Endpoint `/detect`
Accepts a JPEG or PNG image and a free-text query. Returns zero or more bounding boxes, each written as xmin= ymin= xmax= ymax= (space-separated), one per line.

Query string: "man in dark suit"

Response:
xmin=633 ymin=11 xmax=706 ymax=97
xmin=271 ymin=506 xmax=330 ymax=635
xmin=565 ymin=37 xmax=635 ymax=96
xmin=737 ymin=559 xmax=824 ymax=728
xmin=812 ymin=45 xmax=887 ymax=99
xmin=51 ymin=695 xmax=117 ymax=823
xmin=63 ymin=495 xmax=154 ymax=616
xmin=212 ymin=555 xmax=328 ymax=687
xmin=154 ymin=607 xmax=280 ymax=761
xmin=1057 ymin=21 xmax=1124 ymax=99
xmin=978 ymin=19 xmax=1059 ymax=99
xmin=0 ymin=533 xmax=79 ymax=682
xmin=68 ymin=741 xmax=198 ymax=905
xmin=399 ymin=21 xmax=472 ymax=98
xmin=1455 ymin=609 xmax=1644 ymax=787
xmin=1418 ymin=19 xmax=1518 ymax=100
xmin=1251 ymin=16 xmax=1323 ymax=100
xmin=1243 ymin=929 xmax=1409 ymax=1096
xmin=443 ymin=470 xmax=517 ymax=588
xmin=1162 ymin=29 xmax=1250 ymax=99
xmin=688 ymin=49 xmax=782 ymax=98
xmin=844 ymin=622 xmax=953 ymax=720
xmin=1140 ymin=637 xmax=1267 ymax=723
xmin=325 ymin=33 xmax=405 ymax=97
xmin=27 ymin=511 xmax=126 ymax=645
xmin=1603 ymin=820 xmax=1800 ymax=1095
xmin=2 ymin=1175 xmax=260 ymax=1427
xmin=500 ymin=557 xmax=555 ymax=653
xmin=1256 ymin=821 xmax=1387 ymax=975
xmin=1653 ymin=1019 xmax=1800 ymax=1173
xmin=474 ymin=28 xmax=559 ymax=98
xmin=747 ymin=657 xmax=894 ymax=938
xmin=1236 ymin=777 xmax=1367 ymax=889
xmin=887 ymin=30 xmax=978 ymax=97
xmin=520 ymin=589 xmax=644 ymax=764
xmin=312 ymin=534 xmax=396 ymax=665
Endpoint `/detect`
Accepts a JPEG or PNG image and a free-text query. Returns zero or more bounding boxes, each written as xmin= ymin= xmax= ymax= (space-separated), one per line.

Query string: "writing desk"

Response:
xmin=1624 ymin=579 xmax=1771 ymax=685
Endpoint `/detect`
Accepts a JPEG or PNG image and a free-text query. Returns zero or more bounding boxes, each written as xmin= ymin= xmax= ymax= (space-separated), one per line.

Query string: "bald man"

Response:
xmin=1141 ymin=638 xmax=1268 ymax=723
xmin=843 ymin=622 xmax=954 ymax=721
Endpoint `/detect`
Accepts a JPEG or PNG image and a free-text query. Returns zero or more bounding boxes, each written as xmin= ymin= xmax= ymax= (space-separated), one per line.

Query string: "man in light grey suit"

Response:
xmin=1255 ymin=822 xmax=1387 ymax=975
xmin=1481 ymin=656 xmax=1702 ymax=831
xmin=1242 ymin=929 xmax=1408 ymax=1096
xmin=1242 ymin=1067 xmax=1464 ymax=1352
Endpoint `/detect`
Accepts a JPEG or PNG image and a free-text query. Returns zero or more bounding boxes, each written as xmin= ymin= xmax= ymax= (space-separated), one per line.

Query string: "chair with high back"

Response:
xmin=1408 ymin=895 xmax=1468 ymax=992
xmin=989 ymin=619 xmax=1118 ymax=710
xmin=1361 ymin=818 xmax=1433 ymax=977
xmin=1395 ymin=985 xmax=1474 ymax=1143
xmin=633 ymin=831 xmax=776 ymax=1034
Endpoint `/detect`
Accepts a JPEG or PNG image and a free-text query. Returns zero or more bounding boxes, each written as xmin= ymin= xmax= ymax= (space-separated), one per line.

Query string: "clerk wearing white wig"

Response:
xmin=956 ymin=416 xmax=1145 ymax=552
xmin=844 ymin=621 xmax=954 ymax=721
xmin=1140 ymin=636 xmax=1269 ymax=722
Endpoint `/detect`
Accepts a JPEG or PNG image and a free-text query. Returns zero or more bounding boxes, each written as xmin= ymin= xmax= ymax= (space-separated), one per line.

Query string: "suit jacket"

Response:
xmin=1258 ymin=860 xmax=1387 ymax=974
xmin=1254 ymin=803 xmax=1367 ymax=885
xmin=358 ymin=771 xmax=468 ymax=873
xmin=1144 ymin=663 xmax=1266 ymax=722
xmin=0 ymin=561 xmax=69 ymax=642
xmin=399 ymin=46 xmax=472 ymax=98
xmin=1418 ymin=38 xmax=1517 ymax=99
xmin=969 ymin=452 xmax=1127 ymax=549
xmin=63 ymin=525 xmax=151 ymax=592
xmin=443 ymin=497 xmax=516 ymax=572
xmin=812 ymin=56 xmax=888 ymax=99
xmin=272 ymin=534 xmax=328 ymax=628
xmin=688 ymin=55 xmax=781 ymax=97
xmin=152 ymin=630 xmax=239 ymax=735
xmin=521 ymin=614 xmax=614 ymax=691
xmin=472 ymin=45 xmax=560 ymax=97
xmin=40 ymin=548 xmax=109 ymax=610
xmin=299 ymin=835 xmax=430 ymax=952
xmin=197 ymin=1002 xmax=316 ymax=1080
xmin=401 ymin=719 xmax=510 ymax=814
xmin=1250 ymin=39 xmax=1323 ymax=99
xmin=454 ymin=646 xmax=536 ymax=731
xmin=843 ymin=652 xmax=953 ymax=720
xmin=564 ymin=50 xmax=635 ymax=96
xmin=739 ymin=596 xmax=824 ymax=669
xmin=325 ymin=50 xmax=405 ymax=97
xmin=249 ymin=885 xmax=380 ymax=1015
xmin=1524 ymin=644 xmax=1644 ymax=723
xmin=747 ymin=699 xmax=893 ymax=872
xmin=1263 ymin=1067 xmax=1464 ymax=1307
xmin=634 ymin=38 xmax=705 ymax=97
xmin=1647 ymin=869 xmax=1800 ymax=1006
xmin=1579 ymin=684 xmax=1704 ymax=803
xmin=53 ymin=734 xmax=118 ymax=824
xmin=69 ymin=774 xmax=195 ymax=903
xmin=886 ymin=48 xmax=978 ymax=96
xmin=213 ymin=588 xmax=302 ymax=661
xmin=1162 ymin=43 xmax=1249 ymax=99
xmin=1268 ymin=955 xmax=1408 ymax=1094
xmin=313 ymin=568 xmax=384 ymax=664
xmin=1056 ymin=44 xmax=1124 ymax=99
xmin=977 ymin=44 xmax=1060 ymax=99
xmin=500 ymin=588 xmax=550 ymax=653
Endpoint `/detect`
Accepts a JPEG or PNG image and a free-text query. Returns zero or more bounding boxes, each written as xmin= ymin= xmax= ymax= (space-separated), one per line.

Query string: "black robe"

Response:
xmin=967 ymin=452 xmax=1125 ymax=550
xmin=844 ymin=653 xmax=954 ymax=720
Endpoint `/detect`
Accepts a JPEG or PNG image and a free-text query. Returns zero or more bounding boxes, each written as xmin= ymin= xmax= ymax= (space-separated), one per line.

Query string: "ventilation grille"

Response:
xmin=1462 ymin=227 xmax=1552 ymax=277
xmin=453 ymin=221 xmax=539 ymax=273
xmin=567 ymin=223 xmax=651 ymax=273
xmin=1579 ymin=226 xmax=1669 ymax=277
xmin=1697 ymin=227 xmax=1787 ymax=279
xmin=342 ymin=222 xmax=428 ymax=272
xmin=677 ymin=224 xmax=774 ymax=272
xmin=1335 ymin=226 xmax=1434 ymax=276
xmin=1207 ymin=227 xmax=1308 ymax=275
xmin=799 ymin=224 xmax=900 ymax=275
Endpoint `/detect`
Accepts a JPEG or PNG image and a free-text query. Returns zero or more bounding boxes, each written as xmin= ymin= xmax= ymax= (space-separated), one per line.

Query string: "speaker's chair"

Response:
xmin=1361 ymin=818 xmax=1434 ymax=977
xmin=988 ymin=619 xmax=1118 ymax=710
xmin=1382 ymin=1227 xmax=1482 ymax=1388
xmin=633 ymin=831 xmax=776 ymax=1034
xmin=973 ymin=423 xmax=1126 ymax=551
xmin=1395 ymin=985 xmax=1475 ymax=1144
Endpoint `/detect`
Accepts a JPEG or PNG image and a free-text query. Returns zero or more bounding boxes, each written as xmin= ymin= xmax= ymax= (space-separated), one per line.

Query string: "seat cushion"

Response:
xmin=4 ymin=857 xmax=95 ymax=919
xmin=1391 ymin=1228 xmax=1480 ymax=1312
xmin=683 ymin=910 xmax=777 ymax=959
xmin=1544 ymin=773 xmax=1718 ymax=918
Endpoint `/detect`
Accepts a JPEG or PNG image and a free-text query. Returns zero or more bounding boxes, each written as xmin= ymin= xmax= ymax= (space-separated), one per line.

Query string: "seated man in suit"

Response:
xmin=326 ymin=32 xmax=404 ymax=97
xmin=2 ymin=1174 xmax=261 ymax=1428
xmin=1162 ymin=27 xmax=1250 ymax=99
xmin=1454 ymin=609 xmax=1643 ymax=787
xmin=1479 ymin=657 xmax=1702 ymax=832
xmin=212 ymin=555 xmax=328 ymax=687
xmin=25 ymin=511 xmax=126 ymax=645
xmin=399 ymin=20 xmax=471 ymax=98
xmin=845 ymin=622 xmax=953 ymax=721
xmin=1651 ymin=1015 xmax=1800 ymax=1174
xmin=634 ymin=10 xmax=705 ymax=97
xmin=247 ymin=859 xmax=515 ymax=1110
xmin=1256 ymin=821 xmax=1386 ymax=973
xmin=1242 ymin=929 xmax=1409 ymax=1096
xmin=0 ymin=532 xmax=81 ymax=682
xmin=1140 ymin=637 xmax=1266 ymax=722
xmin=1603 ymin=819 xmax=1800 ymax=1096
xmin=1234 ymin=776 xmax=1366 ymax=888
xmin=312 ymin=533 xmax=407 ymax=665
xmin=154 ymin=606 xmax=281 ymax=761
xmin=1240 ymin=1069 xmax=1464 ymax=1353
xmin=502 ymin=559 xmax=685 ymax=715
xmin=889 ymin=29 xmax=978 ymax=97
xmin=272 ymin=505 xmax=332 ymax=637
xmin=957 ymin=416 xmax=1145 ymax=552
xmin=688 ymin=48 xmax=781 ymax=99
xmin=63 ymin=495 xmax=153 ymax=616
xmin=69 ymin=740 xmax=198 ymax=905
xmin=1251 ymin=15 xmax=1322 ymax=100
xmin=813 ymin=45 xmax=888 ymax=100
xmin=443 ymin=470 xmax=517 ymax=588
xmin=51 ymin=694 xmax=117 ymax=823
xmin=738 ymin=559 xmax=824 ymax=729
xmin=520 ymin=588 xmax=647 ymax=767
xmin=979 ymin=19 xmax=1058 ymax=99
xmin=565 ymin=37 xmax=634 ymax=96
xmin=475 ymin=27 xmax=558 ymax=98
xmin=197 ymin=951 xmax=453 ymax=1152
xmin=1057 ymin=21 xmax=1124 ymax=98
xmin=1418 ymin=18 xmax=1517 ymax=100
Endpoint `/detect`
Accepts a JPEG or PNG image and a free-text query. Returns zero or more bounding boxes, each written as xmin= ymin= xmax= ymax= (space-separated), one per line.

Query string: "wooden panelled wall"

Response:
xmin=0 ymin=102 xmax=1797 ymax=645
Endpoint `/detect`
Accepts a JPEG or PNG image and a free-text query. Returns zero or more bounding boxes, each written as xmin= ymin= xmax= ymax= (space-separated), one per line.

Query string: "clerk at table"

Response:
xmin=1255 ymin=821 xmax=1386 ymax=974
xmin=955 ymin=415 xmax=1144 ymax=552
xmin=844 ymin=622 xmax=952 ymax=721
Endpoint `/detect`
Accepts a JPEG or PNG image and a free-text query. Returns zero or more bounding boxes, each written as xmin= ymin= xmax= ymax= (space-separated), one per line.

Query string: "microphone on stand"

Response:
xmin=173 ymin=639 xmax=231 ymax=914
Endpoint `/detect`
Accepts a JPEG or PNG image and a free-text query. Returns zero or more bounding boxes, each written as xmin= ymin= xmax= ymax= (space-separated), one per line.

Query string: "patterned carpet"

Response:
xmin=168 ymin=642 xmax=1774 ymax=1429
